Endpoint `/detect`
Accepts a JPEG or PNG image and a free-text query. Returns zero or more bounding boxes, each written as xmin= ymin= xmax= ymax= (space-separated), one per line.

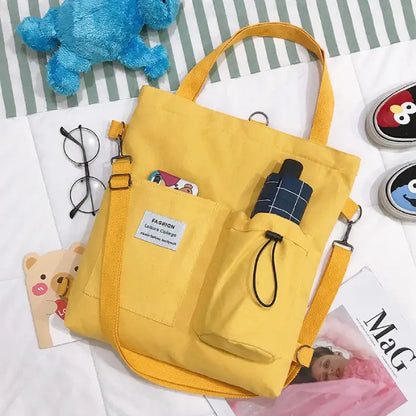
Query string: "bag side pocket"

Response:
xmin=197 ymin=212 xmax=312 ymax=363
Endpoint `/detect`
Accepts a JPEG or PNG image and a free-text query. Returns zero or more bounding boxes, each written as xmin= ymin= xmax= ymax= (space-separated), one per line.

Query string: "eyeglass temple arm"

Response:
xmin=69 ymin=193 xmax=89 ymax=219
xmin=78 ymin=125 xmax=96 ymax=215
xmin=60 ymin=127 xmax=81 ymax=146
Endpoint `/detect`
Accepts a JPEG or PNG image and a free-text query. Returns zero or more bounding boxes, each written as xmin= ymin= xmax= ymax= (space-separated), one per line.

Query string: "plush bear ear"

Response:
xmin=69 ymin=242 xmax=85 ymax=255
xmin=24 ymin=253 xmax=40 ymax=271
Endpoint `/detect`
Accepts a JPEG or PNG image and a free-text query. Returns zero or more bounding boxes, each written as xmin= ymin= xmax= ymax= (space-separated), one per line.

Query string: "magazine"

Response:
xmin=206 ymin=268 xmax=415 ymax=416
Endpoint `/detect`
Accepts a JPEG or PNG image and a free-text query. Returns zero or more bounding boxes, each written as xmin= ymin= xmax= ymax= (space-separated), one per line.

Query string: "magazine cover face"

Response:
xmin=207 ymin=268 xmax=414 ymax=416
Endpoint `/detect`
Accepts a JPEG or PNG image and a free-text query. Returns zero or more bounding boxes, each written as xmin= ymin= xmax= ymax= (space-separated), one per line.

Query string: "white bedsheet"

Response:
xmin=2 ymin=40 xmax=416 ymax=416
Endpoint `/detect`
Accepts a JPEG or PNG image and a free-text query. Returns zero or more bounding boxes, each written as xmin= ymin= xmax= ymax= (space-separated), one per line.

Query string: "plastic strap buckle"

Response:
xmin=109 ymin=173 xmax=132 ymax=190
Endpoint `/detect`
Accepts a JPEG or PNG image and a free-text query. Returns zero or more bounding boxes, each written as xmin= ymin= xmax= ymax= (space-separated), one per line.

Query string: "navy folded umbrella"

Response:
xmin=252 ymin=160 xmax=313 ymax=225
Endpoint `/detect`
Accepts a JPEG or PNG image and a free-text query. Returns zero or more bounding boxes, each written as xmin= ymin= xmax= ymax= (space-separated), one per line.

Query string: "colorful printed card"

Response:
xmin=23 ymin=243 xmax=84 ymax=348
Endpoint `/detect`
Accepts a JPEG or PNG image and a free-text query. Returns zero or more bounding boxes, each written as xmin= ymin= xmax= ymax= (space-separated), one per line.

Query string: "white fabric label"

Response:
xmin=135 ymin=210 xmax=187 ymax=251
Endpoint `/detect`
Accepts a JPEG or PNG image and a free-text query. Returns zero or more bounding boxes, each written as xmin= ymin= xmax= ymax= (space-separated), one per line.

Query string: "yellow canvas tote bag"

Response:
xmin=64 ymin=22 xmax=361 ymax=398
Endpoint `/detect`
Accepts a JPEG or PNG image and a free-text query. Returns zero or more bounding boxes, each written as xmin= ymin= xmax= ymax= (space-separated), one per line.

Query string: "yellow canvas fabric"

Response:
xmin=65 ymin=23 xmax=360 ymax=397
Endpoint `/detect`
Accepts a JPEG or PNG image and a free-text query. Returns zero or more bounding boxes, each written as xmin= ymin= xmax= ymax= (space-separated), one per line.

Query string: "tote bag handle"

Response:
xmin=176 ymin=22 xmax=333 ymax=146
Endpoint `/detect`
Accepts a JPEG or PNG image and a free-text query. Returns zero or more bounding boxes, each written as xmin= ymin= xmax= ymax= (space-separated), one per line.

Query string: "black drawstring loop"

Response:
xmin=252 ymin=231 xmax=283 ymax=308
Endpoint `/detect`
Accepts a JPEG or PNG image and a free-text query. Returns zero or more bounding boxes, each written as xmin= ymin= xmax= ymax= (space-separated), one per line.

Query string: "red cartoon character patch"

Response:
xmin=373 ymin=83 xmax=416 ymax=143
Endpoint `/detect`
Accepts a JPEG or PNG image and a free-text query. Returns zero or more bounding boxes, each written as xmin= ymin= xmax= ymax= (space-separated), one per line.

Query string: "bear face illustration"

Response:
xmin=24 ymin=243 xmax=84 ymax=348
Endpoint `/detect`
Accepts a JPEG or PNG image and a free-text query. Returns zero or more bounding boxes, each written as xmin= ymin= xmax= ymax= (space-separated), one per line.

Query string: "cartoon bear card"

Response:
xmin=23 ymin=243 xmax=84 ymax=348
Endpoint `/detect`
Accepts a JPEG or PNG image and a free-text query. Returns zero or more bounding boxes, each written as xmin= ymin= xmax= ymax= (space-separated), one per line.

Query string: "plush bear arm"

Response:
xmin=17 ymin=7 xmax=59 ymax=52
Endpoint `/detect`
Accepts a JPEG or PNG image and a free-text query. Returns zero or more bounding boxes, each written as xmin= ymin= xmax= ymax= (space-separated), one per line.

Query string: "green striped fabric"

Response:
xmin=1 ymin=0 xmax=416 ymax=118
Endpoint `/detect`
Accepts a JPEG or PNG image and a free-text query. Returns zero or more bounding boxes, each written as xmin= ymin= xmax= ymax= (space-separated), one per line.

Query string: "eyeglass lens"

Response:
xmin=70 ymin=176 xmax=106 ymax=215
xmin=63 ymin=126 xmax=100 ymax=165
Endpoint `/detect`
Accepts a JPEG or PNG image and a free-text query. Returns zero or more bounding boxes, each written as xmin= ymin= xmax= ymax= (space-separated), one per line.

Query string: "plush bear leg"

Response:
xmin=118 ymin=36 xmax=169 ymax=79
xmin=17 ymin=8 xmax=59 ymax=52
xmin=47 ymin=46 xmax=91 ymax=95
xmin=47 ymin=55 xmax=79 ymax=96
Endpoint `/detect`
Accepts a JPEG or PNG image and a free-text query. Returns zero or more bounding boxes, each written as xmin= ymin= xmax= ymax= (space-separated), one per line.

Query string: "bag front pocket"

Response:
xmin=85 ymin=179 xmax=229 ymax=327
xmin=197 ymin=211 xmax=312 ymax=363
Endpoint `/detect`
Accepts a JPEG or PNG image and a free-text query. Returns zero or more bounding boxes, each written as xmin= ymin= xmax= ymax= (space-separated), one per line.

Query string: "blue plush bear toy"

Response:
xmin=17 ymin=0 xmax=180 ymax=96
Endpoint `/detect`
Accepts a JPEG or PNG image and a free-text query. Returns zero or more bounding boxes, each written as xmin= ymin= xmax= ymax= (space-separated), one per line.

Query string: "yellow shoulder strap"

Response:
xmin=342 ymin=197 xmax=359 ymax=221
xmin=176 ymin=22 xmax=333 ymax=146
xmin=287 ymin=243 xmax=352 ymax=383
xmin=108 ymin=120 xmax=128 ymax=140
xmin=287 ymin=198 xmax=361 ymax=381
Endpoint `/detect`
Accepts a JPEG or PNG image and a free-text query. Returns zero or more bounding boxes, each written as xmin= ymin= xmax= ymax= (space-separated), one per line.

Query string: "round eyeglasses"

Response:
xmin=60 ymin=125 xmax=106 ymax=218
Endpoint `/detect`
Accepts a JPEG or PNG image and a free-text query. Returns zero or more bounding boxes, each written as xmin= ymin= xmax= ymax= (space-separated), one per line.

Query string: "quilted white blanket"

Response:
xmin=2 ymin=3 xmax=416 ymax=415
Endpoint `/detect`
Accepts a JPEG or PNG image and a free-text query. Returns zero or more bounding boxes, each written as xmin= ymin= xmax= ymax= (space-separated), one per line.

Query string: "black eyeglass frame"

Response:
xmin=60 ymin=125 xmax=106 ymax=219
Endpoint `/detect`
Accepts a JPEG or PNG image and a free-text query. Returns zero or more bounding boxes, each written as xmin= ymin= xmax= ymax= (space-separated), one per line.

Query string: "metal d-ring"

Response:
xmin=332 ymin=205 xmax=363 ymax=252
xmin=349 ymin=205 xmax=363 ymax=224
xmin=296 ymin=344 xmax=313 ymax=368
xmin=248 ymin=111 xmax=269 ymax=126
xmin=58 ymin=276 xmax=71 ymax=298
